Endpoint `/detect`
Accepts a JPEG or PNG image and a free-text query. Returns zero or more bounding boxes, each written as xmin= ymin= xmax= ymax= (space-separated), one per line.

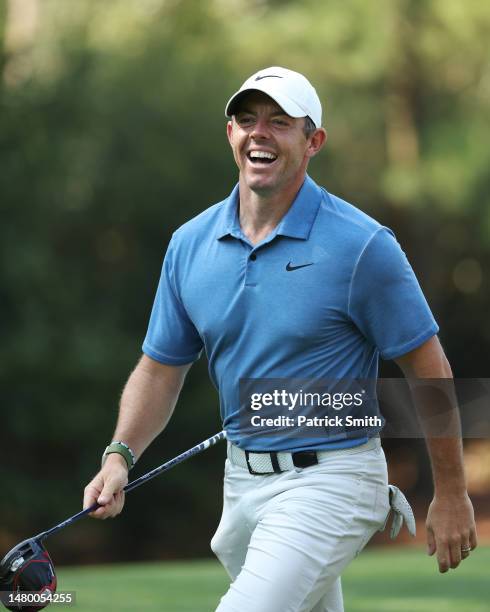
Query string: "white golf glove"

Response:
xmin=380 ymin=484 xmax=416 ymax=539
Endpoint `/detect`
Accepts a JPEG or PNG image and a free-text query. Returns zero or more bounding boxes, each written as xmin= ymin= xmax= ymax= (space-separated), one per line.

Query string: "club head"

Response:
xmin=0 ymin=538 xmax=56 ymax=611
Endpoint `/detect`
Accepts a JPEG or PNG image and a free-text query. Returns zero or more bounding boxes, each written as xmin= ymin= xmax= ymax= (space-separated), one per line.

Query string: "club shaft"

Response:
xmin=35 ymin=430 xmax=226 ymax=542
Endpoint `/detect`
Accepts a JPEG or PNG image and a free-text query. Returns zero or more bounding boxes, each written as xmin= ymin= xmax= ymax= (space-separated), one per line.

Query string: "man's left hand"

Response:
xmin=426 ymin=492 xmax=477 ymax=572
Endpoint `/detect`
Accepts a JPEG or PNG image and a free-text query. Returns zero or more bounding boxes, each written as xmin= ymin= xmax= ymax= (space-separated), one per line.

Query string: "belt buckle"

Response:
xmin=245 ymin=451 xmax=281 ymax=475
xmin=292 ymin=451 xmax=318 ymax=469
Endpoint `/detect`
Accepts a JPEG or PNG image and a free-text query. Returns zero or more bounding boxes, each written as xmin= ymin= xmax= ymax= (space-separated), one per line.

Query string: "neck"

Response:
xmin=238 ymin=173 xmax=306 ymax=245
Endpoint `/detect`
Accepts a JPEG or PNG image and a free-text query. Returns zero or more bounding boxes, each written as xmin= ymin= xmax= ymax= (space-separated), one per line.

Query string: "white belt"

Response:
xmin=227 ymin=437 xmax=380 ymax=474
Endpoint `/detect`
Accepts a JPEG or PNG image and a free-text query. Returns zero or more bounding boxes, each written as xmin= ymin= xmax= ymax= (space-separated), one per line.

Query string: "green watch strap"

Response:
xmin=102 ymin=441 xmax=136 ymax=470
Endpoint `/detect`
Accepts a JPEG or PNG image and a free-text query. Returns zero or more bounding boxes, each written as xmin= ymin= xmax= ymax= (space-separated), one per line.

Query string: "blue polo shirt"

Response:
xmin=143 ymin=175 xmax=438 ymax=451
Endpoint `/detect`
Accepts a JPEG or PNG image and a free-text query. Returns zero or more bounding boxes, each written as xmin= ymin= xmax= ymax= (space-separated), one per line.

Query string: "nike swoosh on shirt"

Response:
xmin=286 ymin=262 xmax=314 ymax=271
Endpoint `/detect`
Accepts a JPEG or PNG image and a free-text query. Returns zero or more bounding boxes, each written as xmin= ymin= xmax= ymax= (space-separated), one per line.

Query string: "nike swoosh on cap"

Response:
xmin=286 ymin=262 xmax=314 ymax=271
xmin=255 ymin=75 xmax=283 ymax=81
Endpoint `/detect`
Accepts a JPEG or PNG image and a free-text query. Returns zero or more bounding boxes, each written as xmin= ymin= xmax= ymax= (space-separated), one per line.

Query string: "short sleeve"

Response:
xmin=142 ymin=237 xmax=203 ymax=365
xmin=348 ymin=227 xmax=439 ymax=360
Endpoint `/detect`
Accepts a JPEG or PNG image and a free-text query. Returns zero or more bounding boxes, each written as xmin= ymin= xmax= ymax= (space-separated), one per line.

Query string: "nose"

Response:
xmin=250 ymin=117 xmax=270 ymax=140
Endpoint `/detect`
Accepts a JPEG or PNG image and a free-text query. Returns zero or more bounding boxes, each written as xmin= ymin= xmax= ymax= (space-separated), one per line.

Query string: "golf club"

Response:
xmin=0 ymin=430 xmax=226 ymax=611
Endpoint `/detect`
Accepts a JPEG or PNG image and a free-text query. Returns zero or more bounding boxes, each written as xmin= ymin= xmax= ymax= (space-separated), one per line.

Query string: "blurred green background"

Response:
xmin=56 ymin=546 xmax=490 ymax=611
xmin=1 ymin=0 xmax=489 ymax=580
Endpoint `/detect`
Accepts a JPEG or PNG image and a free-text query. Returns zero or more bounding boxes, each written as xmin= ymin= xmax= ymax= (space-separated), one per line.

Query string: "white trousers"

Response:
xmin=211 ymin=439 xmax=390 ymax=612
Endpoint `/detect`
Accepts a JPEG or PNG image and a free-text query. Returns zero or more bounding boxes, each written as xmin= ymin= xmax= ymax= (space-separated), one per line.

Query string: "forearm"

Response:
xmin=111 ymin=354 xmax=191 ymax=460
xmin=425 ymin=436 xmax=466 ymax=497
xmin=409 ymin=378 xmax=466 ymax=495
xmin=84 ymin=354 xmax=191 ymax=518
xmin=396 ymin=336 xmax=467 ymax=494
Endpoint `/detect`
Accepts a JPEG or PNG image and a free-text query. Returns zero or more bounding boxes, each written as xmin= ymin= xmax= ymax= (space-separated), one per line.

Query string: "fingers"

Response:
xmin=98 ymin=476 xmax=122 ymax=506
xmin=426 ymin=528 xmax=436 ymax=556
xmin=460 ymin=526 xmax=478 ymax=561
xmin=433 ymin=533 xmax=477 ymax=572
xmin=97 ymin=480 xmax=126 ymax=518
xmin=83 ymin=465 xmax=128 ymax=520
xmin=448 ymin=538 xmax=462 ymax=570
xmin=84 ymin=483 xmax=125 ymax=519
xmin=435 ymin=539 xmax=450 ymax=573
xmin=469 ymin=525 xmax=478 ymax=551
xmin=434 ymin=536 xmax=465 ymax=573
xmin=83 ymin=477 xmax=103 ymax=514
xmin=427 ymin=526 xmax=462 ymax=572
xmin=426 ymin=494 xmax=478 ymax=573
xmin=90 ymin=490 xmax=126 ymax=519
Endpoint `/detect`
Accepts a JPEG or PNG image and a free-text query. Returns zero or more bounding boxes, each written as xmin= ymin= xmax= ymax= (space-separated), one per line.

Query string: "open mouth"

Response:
xmin=246 ymin=151 xmax=278 ymax=165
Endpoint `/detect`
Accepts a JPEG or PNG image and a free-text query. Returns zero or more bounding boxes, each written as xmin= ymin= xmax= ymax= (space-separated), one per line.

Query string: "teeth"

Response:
xmin=249 ymin=151 xmax=277 ymax=160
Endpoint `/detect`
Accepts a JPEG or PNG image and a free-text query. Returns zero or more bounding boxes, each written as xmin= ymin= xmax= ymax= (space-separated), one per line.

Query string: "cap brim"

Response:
xmin=225 ymin=86 xmax=309 ymax=122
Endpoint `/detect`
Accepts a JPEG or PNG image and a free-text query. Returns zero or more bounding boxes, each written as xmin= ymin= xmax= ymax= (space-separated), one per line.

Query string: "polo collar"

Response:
xmin=216 ymin=175 xmax=322 ymax=241
xmin=215 ymin=183 xmax=241 ymax=240
xmin=276 ymin=175 xmax=322 ymax=239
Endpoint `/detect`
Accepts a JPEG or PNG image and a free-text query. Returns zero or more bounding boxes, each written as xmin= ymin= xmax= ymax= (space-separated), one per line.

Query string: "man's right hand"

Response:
xmin=83 ymin=453 xmax=129 ymax=519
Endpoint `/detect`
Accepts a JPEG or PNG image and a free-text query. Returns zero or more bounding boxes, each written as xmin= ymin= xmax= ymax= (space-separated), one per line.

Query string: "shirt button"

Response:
xmin=250 ymin=253 xmax=257 ymax=261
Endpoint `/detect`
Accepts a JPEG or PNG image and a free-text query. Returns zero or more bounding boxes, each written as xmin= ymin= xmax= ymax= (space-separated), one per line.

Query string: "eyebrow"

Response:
xmin=235 ymin=108 xmax=290 ymax=118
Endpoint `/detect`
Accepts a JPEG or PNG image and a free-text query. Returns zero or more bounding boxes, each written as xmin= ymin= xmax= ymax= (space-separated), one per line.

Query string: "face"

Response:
xmin=226 ymin=91 xmax=326 ymax=197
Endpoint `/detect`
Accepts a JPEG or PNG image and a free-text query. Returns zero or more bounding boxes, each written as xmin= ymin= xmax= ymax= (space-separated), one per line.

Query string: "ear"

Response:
xmin=226 ymin=120 xmax=234 ymax=146
xmin=306 ymin=128 xmax=327 ymax=159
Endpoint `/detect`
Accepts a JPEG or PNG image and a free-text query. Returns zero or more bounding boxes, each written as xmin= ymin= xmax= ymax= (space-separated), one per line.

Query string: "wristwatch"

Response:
xmin=101 ymin=441 xmax=136 ymax=470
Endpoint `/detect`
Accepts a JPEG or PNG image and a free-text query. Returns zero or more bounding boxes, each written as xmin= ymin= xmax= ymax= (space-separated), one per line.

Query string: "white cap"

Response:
xmin=225 ymin=66 xmax=322 ymax=128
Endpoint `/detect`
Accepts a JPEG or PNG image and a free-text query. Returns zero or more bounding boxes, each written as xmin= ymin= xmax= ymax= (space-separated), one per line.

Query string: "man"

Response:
xmin=83 ymin=67 xmax=477 ymax=611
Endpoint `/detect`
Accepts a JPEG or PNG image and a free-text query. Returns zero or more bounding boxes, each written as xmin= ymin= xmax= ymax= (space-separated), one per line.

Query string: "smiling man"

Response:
xmin=226 ymin=88 xmax=325 ymax=246
xmin=83 ymin=67 xmax=476 ymax=612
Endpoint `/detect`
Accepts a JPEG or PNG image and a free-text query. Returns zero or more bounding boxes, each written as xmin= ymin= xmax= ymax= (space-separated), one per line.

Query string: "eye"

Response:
xmin=236 ymin=115 xmax=255 ymax=126
xmin=272 ymin=118 xmax=289 ymax=127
